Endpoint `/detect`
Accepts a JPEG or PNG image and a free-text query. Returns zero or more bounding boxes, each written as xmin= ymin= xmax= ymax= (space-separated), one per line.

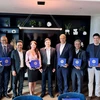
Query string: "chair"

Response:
xmin=13 ymin=95 xmax=43 ymax=100
xmin=58 ymin=92 xmax=86 ymax=100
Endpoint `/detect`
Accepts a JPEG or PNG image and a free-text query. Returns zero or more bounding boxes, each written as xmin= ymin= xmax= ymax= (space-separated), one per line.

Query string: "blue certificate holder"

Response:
xmin=0 ymin=57 xmax=11 ymax=66
xmin=89 ymin=58 xmax=99 ymax=67
xmin=62 ymin=98 xmax=80 ymax=100
xmin=30 ymin=60 xmax=40 ymax=69
xmin=58 ymin=58 xmax=66 ymax=67
xmin=73 ymin=58 xmax=82 ymax=67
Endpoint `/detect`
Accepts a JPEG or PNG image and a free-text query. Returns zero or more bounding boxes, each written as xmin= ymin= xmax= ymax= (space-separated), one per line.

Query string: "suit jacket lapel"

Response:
xmin=60 ymin=43 xmax=67 ymax=56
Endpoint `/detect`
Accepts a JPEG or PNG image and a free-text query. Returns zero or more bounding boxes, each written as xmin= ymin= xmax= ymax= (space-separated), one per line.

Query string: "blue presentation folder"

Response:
xmin=73 ymin=58 xmax=82 ymax=67
xmin=30 ymin=60 xmax=40 ymax=68
xmin=62 ymin=98 xmax=80 ymax=100
xmin=58 ymin=58 xmax=66 ymax=67
xmin=89 ymin=58 xmax=99 ymax=67
xmin=0 ymin=57 xmax=11 ymax=66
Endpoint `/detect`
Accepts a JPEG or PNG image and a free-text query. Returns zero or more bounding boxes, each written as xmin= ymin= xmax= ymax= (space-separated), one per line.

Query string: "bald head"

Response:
xmin=59 ymin=34 xmax=66 ymax=44
xmin=0 ymin=36 xmax=8 ymax=45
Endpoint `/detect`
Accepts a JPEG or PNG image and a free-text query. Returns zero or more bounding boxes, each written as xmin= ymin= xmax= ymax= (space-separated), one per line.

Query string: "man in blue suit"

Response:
xmin=56 ymin=34 xmax=73 ymax=95
xmin=0 ymin=36 xmax=13 ymax=99
xmin=86 ymin=33 xmax=100 ymax=100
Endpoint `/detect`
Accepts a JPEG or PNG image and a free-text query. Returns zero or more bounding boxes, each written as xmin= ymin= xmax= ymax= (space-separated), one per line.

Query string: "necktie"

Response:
xmin=3 ymin=46 xmax=7 ymax=56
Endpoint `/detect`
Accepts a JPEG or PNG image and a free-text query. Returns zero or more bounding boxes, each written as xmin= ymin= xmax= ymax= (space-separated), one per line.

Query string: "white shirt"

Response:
xmin=46 ymin=48 xmax=51 ymax=64
xmin=18 ymin=50 xmax=24 ymax=68
xmin=75 ymin=49 xmax=79 ymax=54
xmin=60 ymin=43 xmax=66 ymax=55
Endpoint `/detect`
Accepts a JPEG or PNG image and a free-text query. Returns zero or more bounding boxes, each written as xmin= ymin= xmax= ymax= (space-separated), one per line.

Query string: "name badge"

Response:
xmin=73 ymin=58 xmax=82 ymax=67
xmin=89 ymin=58 xmax=99 ymax=67
xmin=0 ymin=57 xmax=11 ymax=66
xmin=62 ymin=98 xmax=80 ymax=100
xmin=30 ymin=60 xmax=40 ymax=69
xmin=58 ymin=58 xmax=66 ymax=67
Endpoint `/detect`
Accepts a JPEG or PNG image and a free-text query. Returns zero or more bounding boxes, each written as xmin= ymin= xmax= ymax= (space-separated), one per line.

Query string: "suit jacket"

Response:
xmin=11 ymin=50 xmax=27 ymax=74
xmin=73 ymin=49 xmax=87 ymax=70
xmin=86 ymin=43 xmax=100 ymax=70
xmin=0 ymin=43 xmax=13 ymax=73
xmin=40 ymin=47 xmax=56 ymax=71
xmin=56 ymin=43 xmax=73 ymax=67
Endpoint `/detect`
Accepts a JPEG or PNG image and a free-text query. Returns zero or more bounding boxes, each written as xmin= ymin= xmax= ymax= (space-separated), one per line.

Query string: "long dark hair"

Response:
xmin=30 ymin=41 xmax=39 ymax=59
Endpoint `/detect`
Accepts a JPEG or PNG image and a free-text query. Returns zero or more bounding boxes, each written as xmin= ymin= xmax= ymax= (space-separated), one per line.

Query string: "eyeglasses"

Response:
xmin=1 ymin=40 xmax=6 ymax=41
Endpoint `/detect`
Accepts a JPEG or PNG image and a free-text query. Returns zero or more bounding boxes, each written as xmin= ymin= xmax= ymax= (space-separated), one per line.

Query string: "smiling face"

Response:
xmin=93 ymin=36 xmax=100 ymax=45
xmin=74 ymin=41 xmax=81 ymax=50
xmin=30 ymin=41 xmax=37 ymax=50
xmin=1 ymin=36 xmax=8 ymax=45
xmin=17 ymin=42 xmax=23 ymax=51
xmin=45 ymin=39 xmax=51 ymax=48
xmin=59 ymin=34 xmax=66 ymax=44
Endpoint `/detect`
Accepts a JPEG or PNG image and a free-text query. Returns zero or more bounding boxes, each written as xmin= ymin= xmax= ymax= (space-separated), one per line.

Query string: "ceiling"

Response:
xmin=0 ymin=0 xmax=100 ymax=16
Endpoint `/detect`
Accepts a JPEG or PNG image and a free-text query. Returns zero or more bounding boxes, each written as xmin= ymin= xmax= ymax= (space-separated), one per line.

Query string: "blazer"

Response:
xmin=73 ymin=49 xmax=87 ymax=70
xmin=40 ymin=47 xmax=56 ymax=71
xmin=86 ymin=43 xmax=100 ymax=70
xmin=11 ymin=50 xmax=27 ymax=74
xmin=56 ymin=43 xmax=73 ymax=67
xmin=0 ymin=43 xmax=13 ymax=73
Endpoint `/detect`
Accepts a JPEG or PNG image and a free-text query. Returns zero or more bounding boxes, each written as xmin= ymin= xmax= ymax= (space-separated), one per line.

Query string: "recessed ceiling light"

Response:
xmin=37 ymin=1 xmax=45 ymax=5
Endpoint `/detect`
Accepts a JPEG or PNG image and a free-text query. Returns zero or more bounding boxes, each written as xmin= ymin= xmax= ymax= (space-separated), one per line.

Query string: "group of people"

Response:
xmin=0 ymin=33 xmax=100 ymax=100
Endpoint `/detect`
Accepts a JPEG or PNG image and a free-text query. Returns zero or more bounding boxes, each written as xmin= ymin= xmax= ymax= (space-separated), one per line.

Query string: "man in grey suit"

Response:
xmin=11 ymin=40 xmax=26 ymax=99
xmin=40 ymin=38 xmax=56 ymax=98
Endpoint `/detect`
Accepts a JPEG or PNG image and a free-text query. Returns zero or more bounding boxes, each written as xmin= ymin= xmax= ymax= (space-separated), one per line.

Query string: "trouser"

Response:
xmin=72 ymin=68 xmax=83 ymax=93
xmin=88 ymin=67 xmax=100 ymax=97
xmin=41 ymin=66 xmax=53 ymax=95
xmin=0 ymin=67 xmax=10 ymax=95
xmin=12 ymin=68 xmax=24 ymax=97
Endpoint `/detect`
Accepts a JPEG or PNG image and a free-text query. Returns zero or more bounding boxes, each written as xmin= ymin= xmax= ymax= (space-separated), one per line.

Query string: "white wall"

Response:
xmin=90 ymin=16 xmax=100 ymax=43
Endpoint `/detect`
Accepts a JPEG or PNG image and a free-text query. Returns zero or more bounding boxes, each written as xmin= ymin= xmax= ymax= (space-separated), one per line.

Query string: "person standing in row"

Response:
xmin=40 ymin=38 xmax=56 ymax=98
xmin=71 ymin=39 xmax=87 ymax=93
xmin=0 ymin=36 xmax=13 ymax=99
xmin=86 ymin=33 xmax=100 ymax=100
xmin=56 ymin=34 xmax=73 ymax=95
xmin=25 ymin=41 xmax=41 ymax=95
xmin=11 ymin=40 xmax=27 ymax=99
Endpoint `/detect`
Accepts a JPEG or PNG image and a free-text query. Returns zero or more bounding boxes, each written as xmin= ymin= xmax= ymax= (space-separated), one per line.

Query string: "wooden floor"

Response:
xmin=1 ymin=80 xmax=98 ymax=100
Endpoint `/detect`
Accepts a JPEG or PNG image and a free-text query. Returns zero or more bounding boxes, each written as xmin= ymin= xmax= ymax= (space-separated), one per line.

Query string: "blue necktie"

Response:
xmin=3 ymin=46 xmax=7 ymax=56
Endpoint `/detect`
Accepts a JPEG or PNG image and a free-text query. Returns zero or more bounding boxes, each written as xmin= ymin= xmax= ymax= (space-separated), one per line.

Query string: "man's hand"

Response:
xmin=98 ymin=63 xmax=100 ymax=67
xmin=52 ymin=68 xmax=55 ymax=73
xmin=39 ymin=69 xmax=43 ymax=73
xmin=12 ymin=71 xmax=16 ymax=76
xmin=63 ymin=64 xmax=69 ymax=68
xmin=75 ymin=66 xmax=80 ymax=70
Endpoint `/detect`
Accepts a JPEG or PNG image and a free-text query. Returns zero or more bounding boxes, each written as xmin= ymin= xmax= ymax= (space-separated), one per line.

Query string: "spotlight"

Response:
xmin=37 ymin=1 xmax=45 ymax=5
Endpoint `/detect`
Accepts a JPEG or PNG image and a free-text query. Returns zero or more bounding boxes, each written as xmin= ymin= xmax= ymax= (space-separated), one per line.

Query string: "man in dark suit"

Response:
xmin=40 ymin=38 xmax=56 ymax=98
xmin=86 ymin=33 xmax=100 ymax=100
xmin=11 ymin=40 xmax=26 ymax=99
xmin=0 ymin=36 xmax=13 ymax=99
xmin=56 ymin=34 xmax=73 ymax=95
xmin=71 ymin=39 xmax=87 ymax=93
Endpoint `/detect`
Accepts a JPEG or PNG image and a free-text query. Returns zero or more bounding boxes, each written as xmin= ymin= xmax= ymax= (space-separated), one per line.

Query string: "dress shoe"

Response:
xmin=8 ymin=88 xmax=12 ymax=93
xmin=40 ymin=93 xmax=45 ymax=98
xmin=86 ymin=96 xmax=92 ymax=100
xmin=4 ymin=94 xmax=11 ymax=98
xmin=50 ymin=94 xmax=54 ymax=98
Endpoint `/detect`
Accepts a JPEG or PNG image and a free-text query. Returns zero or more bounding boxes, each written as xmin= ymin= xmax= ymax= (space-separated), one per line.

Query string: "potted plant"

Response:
xmin=65 ymin=23 xmax=72 ymax=35
xmin=5 ymin=19 xmax=10 ymax=27
xmin=29 ymin=20 xmax=36 ymax=27
xmin=38 ymin=21 xmax=42 ymax=27
xmin=17 ymin=20 xmax=21 ymax=27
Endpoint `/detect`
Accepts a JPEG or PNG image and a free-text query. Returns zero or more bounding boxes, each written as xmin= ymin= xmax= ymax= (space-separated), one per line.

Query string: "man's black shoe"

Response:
xmin=50 ymin=94 xmax=54 ymax=98
xmin=4 ymin=94 xmax=11 ymax=98
xmin=8 ymin=88 xmax=12 ymax=93
xmin=40 ymin=93 xmax=45 ymax=98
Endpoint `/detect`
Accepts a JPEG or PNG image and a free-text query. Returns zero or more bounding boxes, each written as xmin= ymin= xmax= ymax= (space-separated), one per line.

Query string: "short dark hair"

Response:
xmin=17 ymin=40 xmax=23 ymax=44
xmin=44 ymin=38 xmax=51 ymax=42
xmin=93 ymin=33 xmax=100 ymax=38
